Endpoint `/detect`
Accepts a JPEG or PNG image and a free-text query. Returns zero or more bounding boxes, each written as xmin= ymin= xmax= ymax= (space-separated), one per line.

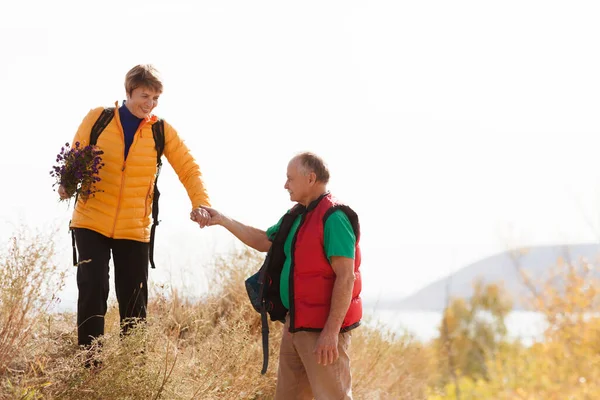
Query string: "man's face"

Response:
xmin=284 ymin=159 xmax=311 ymax=203
xmin=126 ymin=86 xmax=160 ymax=118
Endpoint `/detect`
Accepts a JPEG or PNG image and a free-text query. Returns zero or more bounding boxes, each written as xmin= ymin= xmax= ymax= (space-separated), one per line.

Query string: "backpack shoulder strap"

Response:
xmin=151 ymin=119 xmax=165 ymax=165
xmin=90 ymin=107 xmax=115 ymax=145
xmin=149 ymin=118 xmax=165 ymax=269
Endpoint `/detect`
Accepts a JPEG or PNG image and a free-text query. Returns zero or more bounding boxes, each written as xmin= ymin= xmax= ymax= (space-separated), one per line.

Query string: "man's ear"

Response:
xmin=309 ymin=172 xmax=317 ymax=185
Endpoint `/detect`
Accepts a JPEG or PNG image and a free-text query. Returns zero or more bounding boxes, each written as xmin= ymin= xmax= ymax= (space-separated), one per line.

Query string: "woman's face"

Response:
xmin=126 ymin=86 xmax=160 ymax=118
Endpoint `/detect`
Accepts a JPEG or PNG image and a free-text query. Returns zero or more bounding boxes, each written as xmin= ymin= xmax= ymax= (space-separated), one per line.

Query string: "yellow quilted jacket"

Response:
xmin=69 ymin=103 xmax=210 ymax=242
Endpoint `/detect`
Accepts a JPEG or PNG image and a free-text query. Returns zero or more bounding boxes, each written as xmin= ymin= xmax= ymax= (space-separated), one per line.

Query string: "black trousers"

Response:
xmin=74 ymin=228 xmax=149 ymax=346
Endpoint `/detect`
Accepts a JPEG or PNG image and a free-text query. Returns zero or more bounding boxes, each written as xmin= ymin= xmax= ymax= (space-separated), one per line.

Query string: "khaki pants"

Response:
xmin=275 ymin=316 xmax=353 ymax=400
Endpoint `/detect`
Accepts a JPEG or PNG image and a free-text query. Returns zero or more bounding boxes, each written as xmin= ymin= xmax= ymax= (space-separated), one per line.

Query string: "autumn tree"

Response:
xmin=435 ymin=279 xmax=512 ymax=388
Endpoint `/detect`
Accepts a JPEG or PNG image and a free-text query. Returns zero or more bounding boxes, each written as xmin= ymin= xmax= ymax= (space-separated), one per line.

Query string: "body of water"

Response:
xmin=364 ymin=308 xmax=547 ymax=344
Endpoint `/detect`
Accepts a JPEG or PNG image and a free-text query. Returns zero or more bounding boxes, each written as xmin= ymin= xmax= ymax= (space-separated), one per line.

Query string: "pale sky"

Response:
xmin=1 ymin=0 xmax=600 ymax=311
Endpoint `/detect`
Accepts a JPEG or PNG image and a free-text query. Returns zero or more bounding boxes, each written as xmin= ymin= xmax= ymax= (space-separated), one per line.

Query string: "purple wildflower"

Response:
xmin=50 ymin=142 xmax=105 ymax=203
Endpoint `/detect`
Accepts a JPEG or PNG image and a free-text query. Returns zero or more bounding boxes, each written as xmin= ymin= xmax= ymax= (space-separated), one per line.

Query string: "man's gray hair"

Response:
xmin=294 ymin=152 xmax=330 ymax=184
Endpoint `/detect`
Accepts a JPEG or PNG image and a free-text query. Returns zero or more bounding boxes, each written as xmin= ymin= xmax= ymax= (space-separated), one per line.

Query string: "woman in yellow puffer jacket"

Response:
xmin=58 ymin=64 xmax=211 ymax=354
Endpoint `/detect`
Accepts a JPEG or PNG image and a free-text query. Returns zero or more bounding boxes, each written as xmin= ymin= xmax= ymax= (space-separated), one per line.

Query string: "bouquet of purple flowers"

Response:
xmin=50 ymin=142 xmax=105 ymax=202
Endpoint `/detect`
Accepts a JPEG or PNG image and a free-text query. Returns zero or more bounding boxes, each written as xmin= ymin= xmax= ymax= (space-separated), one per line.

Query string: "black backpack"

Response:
xmin=245 ymin=204 xmax=304 ymax=374
xmin=70 ymin=107 xmax=165 ymax=269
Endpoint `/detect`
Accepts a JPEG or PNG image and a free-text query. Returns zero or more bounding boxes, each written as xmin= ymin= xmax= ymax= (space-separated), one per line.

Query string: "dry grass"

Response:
xmin=6 ymin=227 xmax=599 ymax=399
xmin=0 ymin=230 xmax=427 ymax=400
xmin=0 ymin=227 xmax=66 ymax=376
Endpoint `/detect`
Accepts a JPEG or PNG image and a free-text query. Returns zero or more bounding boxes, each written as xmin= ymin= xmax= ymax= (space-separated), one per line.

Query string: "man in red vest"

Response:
xmin=197 ymin=152 xmax=362 ymax=399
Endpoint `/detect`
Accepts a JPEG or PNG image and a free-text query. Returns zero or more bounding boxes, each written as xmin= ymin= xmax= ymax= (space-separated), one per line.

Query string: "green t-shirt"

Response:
xmin=266 ymin=209 xmax=356 ymax=309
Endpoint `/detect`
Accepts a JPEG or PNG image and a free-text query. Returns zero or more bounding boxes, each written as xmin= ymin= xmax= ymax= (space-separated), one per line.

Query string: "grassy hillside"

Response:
xmin=0 ymin=228 xmax=430 ymax=399
xmin=2 ymin=228 xmax=600 ymax=399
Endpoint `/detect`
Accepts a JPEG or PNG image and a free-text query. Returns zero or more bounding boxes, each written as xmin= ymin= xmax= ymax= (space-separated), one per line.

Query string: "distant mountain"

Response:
xmin=393 ymin=243 xmax=600 ymax=311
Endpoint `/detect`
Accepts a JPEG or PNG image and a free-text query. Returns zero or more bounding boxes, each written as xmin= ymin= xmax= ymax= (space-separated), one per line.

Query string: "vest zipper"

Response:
xmin=288 ymin=212 xmax=306 ymax=333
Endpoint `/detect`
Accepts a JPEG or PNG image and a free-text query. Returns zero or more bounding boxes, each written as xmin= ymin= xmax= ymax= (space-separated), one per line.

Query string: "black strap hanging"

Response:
xmin=260 ymin=301 xmax=270 ymax=374
xmin=148 ymin=119 xmax=165 ymax=269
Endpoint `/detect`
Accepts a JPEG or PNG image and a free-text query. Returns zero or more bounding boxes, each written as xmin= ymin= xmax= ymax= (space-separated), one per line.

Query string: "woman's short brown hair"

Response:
xmin=124 ymin=64 xmax=163 ymax=95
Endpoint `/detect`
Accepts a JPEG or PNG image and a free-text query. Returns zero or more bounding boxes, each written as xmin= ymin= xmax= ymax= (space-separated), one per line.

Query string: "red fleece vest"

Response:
xmin=289 ymin=193 xmax=362 ymax=332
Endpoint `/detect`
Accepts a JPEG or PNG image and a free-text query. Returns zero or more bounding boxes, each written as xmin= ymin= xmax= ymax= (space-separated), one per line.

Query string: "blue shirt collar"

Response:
xmin=119 ymin=100 xmax=143 ymax=121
